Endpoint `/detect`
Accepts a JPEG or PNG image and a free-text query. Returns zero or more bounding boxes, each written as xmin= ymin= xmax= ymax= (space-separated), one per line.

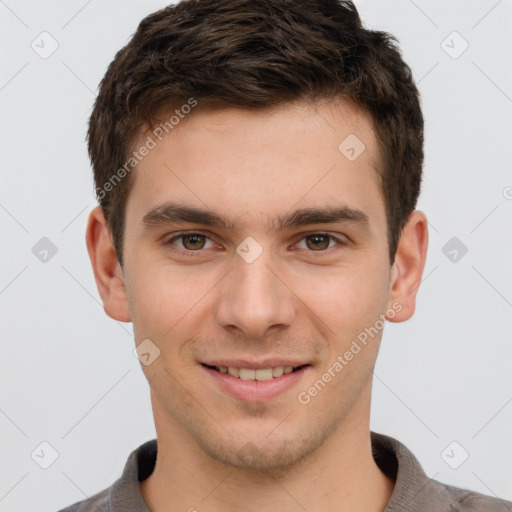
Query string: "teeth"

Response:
xmin=227 ymin=367 xmax=239 ymax=377
xmin=255 ymin=368 xmax=273 ymax=381
xmin=214 ymin=365 xmax=302 ymax=380
xmin=272 ymin=366 xmax=284 ymax=377
xmin=239 ymin=368 xmax=256 ymax=380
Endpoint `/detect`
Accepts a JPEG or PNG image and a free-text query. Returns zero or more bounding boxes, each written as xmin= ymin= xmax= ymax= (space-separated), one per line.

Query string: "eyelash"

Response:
xmin=163 ymin=231 xmax=348 ymax=257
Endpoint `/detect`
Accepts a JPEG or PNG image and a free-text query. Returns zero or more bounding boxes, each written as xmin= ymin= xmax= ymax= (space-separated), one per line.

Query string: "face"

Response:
xmin=96 ymin=100 xmax=418 ymax=471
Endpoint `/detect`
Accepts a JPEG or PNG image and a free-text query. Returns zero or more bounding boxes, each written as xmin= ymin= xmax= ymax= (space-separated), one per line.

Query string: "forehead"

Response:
xmin=125 ymin=99 xmax=385 ymax=233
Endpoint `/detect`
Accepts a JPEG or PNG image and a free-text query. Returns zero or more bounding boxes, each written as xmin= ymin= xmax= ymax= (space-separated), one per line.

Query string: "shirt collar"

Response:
xmin=108 ymin=432 xmax=454 ymax=511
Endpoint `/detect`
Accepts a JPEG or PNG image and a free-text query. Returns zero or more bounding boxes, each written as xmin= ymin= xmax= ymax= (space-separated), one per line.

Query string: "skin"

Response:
xmin=86 ymin=99 xmax=428 ymax=512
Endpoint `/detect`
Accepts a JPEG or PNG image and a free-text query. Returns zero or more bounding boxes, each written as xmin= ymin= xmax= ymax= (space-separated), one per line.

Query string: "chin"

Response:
xmin=194 ymin=419 xmax=335 ymax=473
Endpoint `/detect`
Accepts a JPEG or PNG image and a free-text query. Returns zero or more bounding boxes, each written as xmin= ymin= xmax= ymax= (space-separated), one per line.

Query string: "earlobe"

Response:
xmin=386 ymin=210 xmax=429 ymax=323
xmin=85 ymin=206 xmax=132 ymax=322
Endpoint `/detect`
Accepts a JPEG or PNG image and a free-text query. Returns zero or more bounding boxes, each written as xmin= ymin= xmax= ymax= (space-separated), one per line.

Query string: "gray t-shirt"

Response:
xmin=57 ymin=431 xmax=511 ymax=511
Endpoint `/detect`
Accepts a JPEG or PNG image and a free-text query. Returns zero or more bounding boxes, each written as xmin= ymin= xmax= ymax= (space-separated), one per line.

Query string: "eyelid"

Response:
xmin=164 ymin=230 xmax=349 ymax=254
xmin=164 ymin=230 xmax=220 ymax=249
xmin=291 ymin=231 xmax=349 ymax=252
xmin=293 ymin=230 xmax=349 ymax=243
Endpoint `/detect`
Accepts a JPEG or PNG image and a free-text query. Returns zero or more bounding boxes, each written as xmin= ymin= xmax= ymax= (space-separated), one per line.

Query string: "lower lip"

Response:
xmin=202 ymin=365 xmax=308 ymax=402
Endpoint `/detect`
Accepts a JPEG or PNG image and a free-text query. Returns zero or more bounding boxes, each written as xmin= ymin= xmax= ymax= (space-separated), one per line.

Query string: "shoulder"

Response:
xmin=370 ymin=432 xmax=512 ymax=511
xmin=55 ymin=438 xmax=156 ymax=512
xmin=56 ymin=487 xmax=110 ymax=512
xmin=439 ymin=482 xmax=512 ymax=512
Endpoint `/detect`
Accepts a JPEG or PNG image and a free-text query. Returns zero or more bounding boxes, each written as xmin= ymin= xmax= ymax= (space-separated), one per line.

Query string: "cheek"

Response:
xmin=288 ymin=262 xmax=390 ymax=337
xmin=133 ymin=272 xmax=207 ymax=332
xmin=127 ymin=242 xmax=390 ymax=344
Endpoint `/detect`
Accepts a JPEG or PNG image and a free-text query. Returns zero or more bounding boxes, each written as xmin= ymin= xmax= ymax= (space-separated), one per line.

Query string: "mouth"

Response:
xmin=202 ymin=363 xmax=308 ymax=381
xmin=200 ymin=362 xmax=310 ymax=401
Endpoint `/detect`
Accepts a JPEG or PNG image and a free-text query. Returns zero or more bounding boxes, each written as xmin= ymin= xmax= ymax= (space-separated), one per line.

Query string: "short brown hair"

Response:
xmin=88 ymin=0 xmax=423 ymax=267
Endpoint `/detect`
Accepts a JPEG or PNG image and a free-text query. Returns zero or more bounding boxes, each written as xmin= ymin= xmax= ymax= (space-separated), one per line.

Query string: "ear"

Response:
xmin=386 ymin=210 xmax=429 ymax=322
xmin=85 ymin=206 xmax=131 ymax=322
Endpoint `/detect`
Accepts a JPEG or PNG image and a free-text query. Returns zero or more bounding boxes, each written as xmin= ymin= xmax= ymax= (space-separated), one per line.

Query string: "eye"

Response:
xmin=295 ymin=233 xmax=346 ymax=252
xmin=163 ymin=231 xmax=347 ymax=256
xmin=165 ymin=232 xmax=217 ymax=251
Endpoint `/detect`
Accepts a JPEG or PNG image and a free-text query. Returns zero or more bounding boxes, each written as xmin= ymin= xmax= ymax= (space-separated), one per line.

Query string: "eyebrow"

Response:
xmin=141 ymin=202 xmax=370 ymax=233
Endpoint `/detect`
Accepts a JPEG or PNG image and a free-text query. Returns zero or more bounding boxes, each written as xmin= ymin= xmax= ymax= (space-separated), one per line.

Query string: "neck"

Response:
xmin=140 ymin=387 xmax=394 ymax=512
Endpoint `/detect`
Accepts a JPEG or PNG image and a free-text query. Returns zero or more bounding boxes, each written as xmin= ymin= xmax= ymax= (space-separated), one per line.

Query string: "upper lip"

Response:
xmin=201 ymin=359 xmax=309 ymax=369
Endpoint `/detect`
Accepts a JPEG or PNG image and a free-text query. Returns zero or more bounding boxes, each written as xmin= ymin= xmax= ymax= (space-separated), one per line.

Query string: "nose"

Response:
xmin=214 ymin=251 xmax=296 ymax=340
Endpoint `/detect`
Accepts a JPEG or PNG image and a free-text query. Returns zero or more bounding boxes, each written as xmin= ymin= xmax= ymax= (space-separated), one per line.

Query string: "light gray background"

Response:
xmin=1 ymin=0 xmax=511 ymax=510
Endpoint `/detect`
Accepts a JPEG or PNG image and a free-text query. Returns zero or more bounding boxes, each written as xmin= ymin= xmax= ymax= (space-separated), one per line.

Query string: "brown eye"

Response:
xmin=304 ymin=234 xmax=331 ymax=250
xmin=165 ymin=232 xmax=216 ymax=252
xmin=181 ymin=234 xmax=206 ymax=250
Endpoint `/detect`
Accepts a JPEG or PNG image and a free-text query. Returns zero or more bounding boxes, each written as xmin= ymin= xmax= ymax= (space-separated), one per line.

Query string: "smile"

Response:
xmin=201 ymin=363 xmax=310 ymax=401
xmin=203 ymin=364 xmax=306 ymax=381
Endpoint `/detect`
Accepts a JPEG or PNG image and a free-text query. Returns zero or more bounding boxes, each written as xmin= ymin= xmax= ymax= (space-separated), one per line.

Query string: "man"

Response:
xmin=58 ymin=0 xmax=511 ymax=510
